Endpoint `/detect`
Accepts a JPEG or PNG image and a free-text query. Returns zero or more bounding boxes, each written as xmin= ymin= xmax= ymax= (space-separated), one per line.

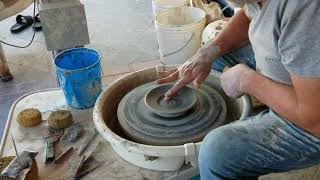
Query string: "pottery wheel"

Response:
xmin=117 ymin=82 xmax=227 ymax=146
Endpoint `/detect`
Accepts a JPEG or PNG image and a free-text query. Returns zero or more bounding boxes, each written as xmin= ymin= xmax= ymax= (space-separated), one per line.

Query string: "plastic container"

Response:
xmin=54 ymin=48 xmax=102 ymax=109
xmin=155 ymin=7 xmax=206 ymax=65
xmin=152 ymin=0 xmax=189 ymax=17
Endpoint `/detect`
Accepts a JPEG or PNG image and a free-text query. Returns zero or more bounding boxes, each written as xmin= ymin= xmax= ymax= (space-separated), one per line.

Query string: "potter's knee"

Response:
xmin=199 ymin=127 xmax=232 ymax=168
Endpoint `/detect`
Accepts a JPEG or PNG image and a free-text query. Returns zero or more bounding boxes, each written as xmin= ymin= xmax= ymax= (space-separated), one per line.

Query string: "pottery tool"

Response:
xmin=83 ymin=141 xmax=101 ymax=163
xmin=73 ymin=142 xmax=101 ymax=180
xmin=44 ymin=140 xmax=55 ymax=164
xmin=16 ymin=108 xmax=42 ymax=127
xmin=10 ymin=134 xmax=22 ymax=167
xmin=54 ymin=146 xmax=74 ymax=164
xmin=1 ymin=150 xmax=38 ymax=179
xmin=70 ymin=155 xmax=86 ymax=179
xmin=60 ymin=123 xmax=82 ymax=146
xmin=44 ymin=127 xmax=64 ymax=164
xmin=18 ymin=158 xmax=38 ymax=180
xmin=48 ymin=110 xmax=73 ymax=129
xmin=73 ymin=157 xmax=101 ymax=179
xmin=78 ymin=129 xmax=98 ymax=155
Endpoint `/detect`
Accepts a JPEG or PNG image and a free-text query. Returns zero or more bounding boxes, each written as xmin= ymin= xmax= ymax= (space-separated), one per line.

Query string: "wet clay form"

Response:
xmin=117 ymin=81 xmax=227 ymax=146
xmin=16 ymin=108 xmax=42 ymax=128
xmin=145 ymin=84 xmax=197 ymax=117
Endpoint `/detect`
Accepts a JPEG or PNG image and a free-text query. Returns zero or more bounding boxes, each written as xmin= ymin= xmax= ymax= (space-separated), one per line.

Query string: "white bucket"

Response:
xmin=152 ymin=0 xmax=189 ymax=17
xmin=155 ymin=7 xmax=206 ymax=65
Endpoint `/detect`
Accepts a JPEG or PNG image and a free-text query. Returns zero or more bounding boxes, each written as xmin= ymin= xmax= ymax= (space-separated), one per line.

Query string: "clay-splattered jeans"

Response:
xmin=199 ymin=109 xmax=320 ymax=180
xmin=199 ymin=46 xmax=320 ymax=180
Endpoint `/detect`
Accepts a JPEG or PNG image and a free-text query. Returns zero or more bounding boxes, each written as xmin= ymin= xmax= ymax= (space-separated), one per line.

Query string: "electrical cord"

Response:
xmin=0 ymin=0 xmax=37 ymax=48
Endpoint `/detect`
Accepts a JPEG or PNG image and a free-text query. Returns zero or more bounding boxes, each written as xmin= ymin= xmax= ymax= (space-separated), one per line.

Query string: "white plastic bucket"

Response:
xmin=155 ymin=7 xmax=206 ymax=65
xmin=152 ymin=0 xmax=189 ymax=17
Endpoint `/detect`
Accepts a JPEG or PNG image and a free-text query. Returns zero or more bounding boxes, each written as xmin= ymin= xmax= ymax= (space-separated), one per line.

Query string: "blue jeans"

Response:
xmin=198 ymin=47 xmax=320 ymax=180
xmin=212 ymin=45 xmax=256 ymax=72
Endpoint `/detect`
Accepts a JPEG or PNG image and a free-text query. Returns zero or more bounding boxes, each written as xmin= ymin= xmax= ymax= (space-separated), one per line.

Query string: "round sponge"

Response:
xmin=17 ymin=108 xmax=42 ymax=127
xmin=48 ymin=110 xmax=73 ymax=129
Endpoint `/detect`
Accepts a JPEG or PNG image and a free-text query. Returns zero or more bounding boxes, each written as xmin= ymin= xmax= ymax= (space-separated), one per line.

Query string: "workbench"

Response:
xmin=1 ymin=88 xmax=319 ymax=180
xmin=0 ymin=88 xmax=175 ymax=180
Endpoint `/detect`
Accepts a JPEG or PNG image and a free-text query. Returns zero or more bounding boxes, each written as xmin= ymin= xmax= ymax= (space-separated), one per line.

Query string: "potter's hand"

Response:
xmin=157 ymin=46 xmax=220 ymax=101
xmin=220 ymin=64 xmax=255 ymax=98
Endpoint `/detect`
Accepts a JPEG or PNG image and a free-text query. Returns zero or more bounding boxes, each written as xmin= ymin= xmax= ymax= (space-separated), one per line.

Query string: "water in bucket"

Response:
xmin=54 ymin=48 xmax=102 ymax=109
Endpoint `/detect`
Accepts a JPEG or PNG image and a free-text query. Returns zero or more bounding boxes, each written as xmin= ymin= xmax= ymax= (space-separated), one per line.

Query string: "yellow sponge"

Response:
xmin=48 ymin=110 xmax=73 ymax=129
xmin=17 ymin=108 xmax=42 ymax=127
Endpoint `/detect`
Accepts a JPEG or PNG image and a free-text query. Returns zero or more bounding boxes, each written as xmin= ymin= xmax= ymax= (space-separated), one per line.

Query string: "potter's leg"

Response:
xmin=212 ymin=44 xmax=256 ymax=72
xmin=0 ymin=43 xmax=13 ymax=82
xmin=198 ymin=109 xmax=320 ymax=180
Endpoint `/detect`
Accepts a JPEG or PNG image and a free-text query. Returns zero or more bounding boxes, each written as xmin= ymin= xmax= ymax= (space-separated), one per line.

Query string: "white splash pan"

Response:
xmin=93 ymin=67 xmax=252 ymax=171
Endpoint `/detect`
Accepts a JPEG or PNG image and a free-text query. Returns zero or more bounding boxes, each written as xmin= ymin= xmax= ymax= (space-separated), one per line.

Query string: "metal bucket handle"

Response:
xmin=159 ymin=32 xmax=195 ymax=59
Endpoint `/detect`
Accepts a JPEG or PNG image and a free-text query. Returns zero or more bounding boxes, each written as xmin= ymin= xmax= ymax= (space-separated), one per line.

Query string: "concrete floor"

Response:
xmin=0 ymin=0 xmax=319 ymax=179
xmin=0 ymin=0 xmax=160 ymax=138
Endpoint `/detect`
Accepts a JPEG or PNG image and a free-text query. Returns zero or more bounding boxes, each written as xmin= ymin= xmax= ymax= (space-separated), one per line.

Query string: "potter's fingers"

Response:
xmin=157 ymin=69 xmax=178 ymax=79
xmin=156 ymin=71 xmax=179 ymax=84
xmin=165 ymin=77 xmax=193 ymax=98
xmin=193 ymin=73 xmax=207 ymax=89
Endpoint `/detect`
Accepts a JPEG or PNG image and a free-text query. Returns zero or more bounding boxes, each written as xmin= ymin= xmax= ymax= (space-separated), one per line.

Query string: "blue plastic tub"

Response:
xmin=54 ymin=48 xmax=102 ymax=109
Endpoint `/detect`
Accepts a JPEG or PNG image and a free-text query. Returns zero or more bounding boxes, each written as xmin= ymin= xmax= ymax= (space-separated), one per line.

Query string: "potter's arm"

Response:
xmin=205 ymin=9 xmax=251 ymax=58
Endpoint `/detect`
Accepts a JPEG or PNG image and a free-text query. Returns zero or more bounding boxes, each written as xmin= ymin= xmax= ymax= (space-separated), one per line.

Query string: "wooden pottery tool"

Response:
xmin=72 ymin=143 xmax=102 ymax=180
xmin=73 ymin=156 xmax=101 ymax=179
xmin=69 ymin=155 xmax=86 ymax=179
xmin=77 ymin=129 xmax=98 ymax=155
xmin=54 ymin=147 xmax=73 ymax=164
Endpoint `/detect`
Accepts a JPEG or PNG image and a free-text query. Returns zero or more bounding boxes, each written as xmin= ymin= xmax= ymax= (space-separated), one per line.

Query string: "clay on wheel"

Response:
xmin=117 ymin=76 xmax=227 ymax=146
xmin=145 ymin=84 xmax=197 ymax=117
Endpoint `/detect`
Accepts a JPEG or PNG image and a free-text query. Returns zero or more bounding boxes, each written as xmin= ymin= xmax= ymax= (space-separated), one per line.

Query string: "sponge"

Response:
xmin=48 ymin=110 xmax=73 ymax=129
xmin=16 ymin=108 xmax=42 ymax=127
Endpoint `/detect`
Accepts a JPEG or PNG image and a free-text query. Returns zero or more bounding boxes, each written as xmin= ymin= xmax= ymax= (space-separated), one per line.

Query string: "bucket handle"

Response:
xmin=159 ymin=32 xmax=194 ymax=58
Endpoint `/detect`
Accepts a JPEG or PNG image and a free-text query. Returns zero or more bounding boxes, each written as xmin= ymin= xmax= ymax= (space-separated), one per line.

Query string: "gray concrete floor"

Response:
xmin=0 ymin=0 xmax=320 ymax=179
xmin=0 ymin=0 xmax=160 ymax=138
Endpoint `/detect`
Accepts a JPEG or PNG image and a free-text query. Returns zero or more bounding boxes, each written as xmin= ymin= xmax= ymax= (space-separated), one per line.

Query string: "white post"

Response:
xmin=0 ymin=42 xmax=13 ymax=81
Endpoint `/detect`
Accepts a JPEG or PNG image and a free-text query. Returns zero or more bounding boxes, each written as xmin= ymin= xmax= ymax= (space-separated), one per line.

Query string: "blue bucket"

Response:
xmin=54 ymin=48 xmax=102 ymax=109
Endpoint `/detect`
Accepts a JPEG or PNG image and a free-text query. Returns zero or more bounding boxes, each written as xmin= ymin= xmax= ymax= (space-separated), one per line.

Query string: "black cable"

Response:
xmin=0 ymin=0 xmax=37 ymax=48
